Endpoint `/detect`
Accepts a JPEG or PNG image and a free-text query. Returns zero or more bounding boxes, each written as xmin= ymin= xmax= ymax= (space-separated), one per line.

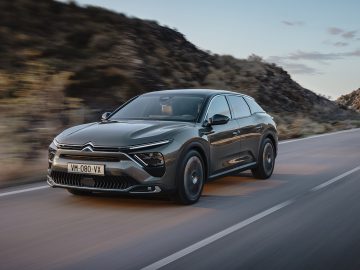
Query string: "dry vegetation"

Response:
xmin=337 ymin=88 xmax=360 ymax=112
xmin=0 ymin=0 xmax=359 ymax=183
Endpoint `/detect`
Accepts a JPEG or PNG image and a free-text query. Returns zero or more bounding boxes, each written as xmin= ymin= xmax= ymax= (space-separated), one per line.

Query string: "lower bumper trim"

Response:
xmin=47 ymin=176 xmax=162 ymax=194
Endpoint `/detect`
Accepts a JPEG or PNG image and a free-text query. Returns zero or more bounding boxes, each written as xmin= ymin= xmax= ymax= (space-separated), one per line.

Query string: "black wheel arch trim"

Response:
xmin=259 ymin=127 xmax=278 ymax=158
xmin=176 ymin=139 xmax=210 ymax=182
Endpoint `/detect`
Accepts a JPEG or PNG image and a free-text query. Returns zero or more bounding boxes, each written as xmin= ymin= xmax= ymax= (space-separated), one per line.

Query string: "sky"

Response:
xmin=70 ymin=0 xmax=360 ymax=99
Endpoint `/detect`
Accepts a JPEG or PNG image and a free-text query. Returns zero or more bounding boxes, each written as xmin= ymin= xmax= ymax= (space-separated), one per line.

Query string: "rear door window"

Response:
xmin=206 ymin=95 xmax=231 ymax=120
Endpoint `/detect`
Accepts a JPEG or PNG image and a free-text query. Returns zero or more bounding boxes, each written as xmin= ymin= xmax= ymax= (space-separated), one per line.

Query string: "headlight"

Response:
xmin=48 ymin=147 xmax=56 ymax=169
xmin=134 ymin=152 xmax=165 ymax=167
xmin=128 ymin=140 xmax=171 ymax=150
xmin=48 ymin=148 xmax=56 ymax=162
xmin=48 ymin=139 xmax=58 ymax=166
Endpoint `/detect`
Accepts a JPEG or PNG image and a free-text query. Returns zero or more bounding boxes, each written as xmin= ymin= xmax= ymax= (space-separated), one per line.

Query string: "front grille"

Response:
xmin=50 ymin=171 xmax=138 ymax=190
xmin=93 ymin=146 xmax=121 ymax=152
xmin=59 ymin=154 xmax=124 ymax=162
xmin=59 ymin=145 xmax=82 ymax=151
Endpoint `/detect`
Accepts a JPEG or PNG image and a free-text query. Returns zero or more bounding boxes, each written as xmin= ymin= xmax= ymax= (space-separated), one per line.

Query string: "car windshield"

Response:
xmin=110 ymin=94 xmax=206 ymax=122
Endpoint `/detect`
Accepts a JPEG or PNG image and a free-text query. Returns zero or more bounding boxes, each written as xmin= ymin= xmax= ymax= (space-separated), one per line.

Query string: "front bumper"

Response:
xmin=47 ymin=147 xmax=168 ymax=194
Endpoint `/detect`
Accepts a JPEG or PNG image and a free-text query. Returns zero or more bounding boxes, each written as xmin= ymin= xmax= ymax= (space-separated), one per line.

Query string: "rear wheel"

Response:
xmin=67 ymin=188 xmax=92 ymax=196
xmin=174 ymin=150 xmax=205 ymax=205
xmin=252 ymin=138 xmax=275 ymax=179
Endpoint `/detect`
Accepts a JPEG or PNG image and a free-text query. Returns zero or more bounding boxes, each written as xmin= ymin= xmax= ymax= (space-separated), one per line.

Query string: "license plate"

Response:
xmin=67 ymin=163 xmax=105 ymax=175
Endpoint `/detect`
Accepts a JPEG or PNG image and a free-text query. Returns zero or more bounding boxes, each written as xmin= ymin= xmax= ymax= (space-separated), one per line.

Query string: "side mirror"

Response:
xmin=101 ymin=112 xmax=111 ymax=121
xmin=209 ymin=114 xmax=230 ymax=125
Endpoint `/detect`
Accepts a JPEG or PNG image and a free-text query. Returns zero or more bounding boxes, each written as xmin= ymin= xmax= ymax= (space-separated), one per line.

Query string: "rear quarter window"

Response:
xmin=227 ymin=95 xmax=251 ymax=118
xmin=244 ymin=97 xmax=265 ymax=114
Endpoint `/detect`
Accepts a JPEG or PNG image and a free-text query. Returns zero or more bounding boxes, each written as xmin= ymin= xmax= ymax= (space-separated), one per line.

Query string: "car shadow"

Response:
xmin=59 ymin=171 xmax=294 ymax=209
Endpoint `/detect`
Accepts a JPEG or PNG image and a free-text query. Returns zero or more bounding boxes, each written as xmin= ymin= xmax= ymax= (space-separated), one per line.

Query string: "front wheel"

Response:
xmin=174 ymin=150 xmax=205 ymax=205
xmin=252 ymin=138 xmax=275 ymax=179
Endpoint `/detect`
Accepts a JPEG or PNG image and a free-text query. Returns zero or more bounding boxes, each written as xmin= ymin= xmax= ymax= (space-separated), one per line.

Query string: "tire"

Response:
xmin=67 ymin=188 xmax=92 ymax=196
xmin=252 ymin=138 xmax=275 ymax=179
xmin=173 ymin=150 xmax=205 ymax=205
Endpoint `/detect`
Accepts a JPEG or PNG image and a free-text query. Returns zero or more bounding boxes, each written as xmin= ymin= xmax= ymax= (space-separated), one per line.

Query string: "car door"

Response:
xmin=226 ymin=95 xmax=260 ymax=164
xmin=204 ymin=95 xmax=242 ymax=175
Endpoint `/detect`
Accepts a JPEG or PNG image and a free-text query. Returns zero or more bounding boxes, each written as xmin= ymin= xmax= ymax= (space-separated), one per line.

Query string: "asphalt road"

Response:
xmin=1 ymin=129 xmax=360 ymax=270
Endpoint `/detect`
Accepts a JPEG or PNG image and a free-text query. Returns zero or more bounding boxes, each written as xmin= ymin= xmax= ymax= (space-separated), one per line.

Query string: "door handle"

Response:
xmin=232 ymin=130 xmax=240 ymax=136
xmin=255 ymin=125 xmax=262 ymax=130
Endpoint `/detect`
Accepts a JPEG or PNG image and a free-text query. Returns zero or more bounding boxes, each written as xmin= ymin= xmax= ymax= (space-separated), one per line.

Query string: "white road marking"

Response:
xmin=0 ymin=185 xmax=48 ymax=198
xmin=311 ymin=165 xmax=360 ymax=192
xmin=142 ymin=164 xmax=360 ymax=270
xmin=279 ymin=128 xmax=360 ymax=145
xmin=141 ymin=200 xmax=294 ymax=270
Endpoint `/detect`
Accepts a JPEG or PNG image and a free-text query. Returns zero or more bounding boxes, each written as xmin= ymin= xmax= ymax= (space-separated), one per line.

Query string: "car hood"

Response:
xmin=56 ymin=120 xmax=194 ymax=147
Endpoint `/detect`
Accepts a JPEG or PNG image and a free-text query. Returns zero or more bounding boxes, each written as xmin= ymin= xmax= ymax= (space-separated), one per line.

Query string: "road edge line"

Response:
xmin=311 ymin=165 xmax=360 ymax=192
xmin=0 ymin=185 xmax=48 ymax=198
xmin=141 ymin=200 xmax=294 ymax=270
xmin=142 ymin=164 xmax=360 ymax=269
xmin=279 ymin=128 xmax=360 ymax=145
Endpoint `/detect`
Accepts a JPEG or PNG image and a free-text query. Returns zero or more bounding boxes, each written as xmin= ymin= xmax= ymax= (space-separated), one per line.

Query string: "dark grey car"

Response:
xmin=48 ymin=89 xmax=277 ymax=204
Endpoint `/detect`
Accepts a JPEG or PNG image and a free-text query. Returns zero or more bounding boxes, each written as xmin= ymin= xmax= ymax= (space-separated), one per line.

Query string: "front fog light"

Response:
xmin=135 ymin=152 xmax=165 ymax=167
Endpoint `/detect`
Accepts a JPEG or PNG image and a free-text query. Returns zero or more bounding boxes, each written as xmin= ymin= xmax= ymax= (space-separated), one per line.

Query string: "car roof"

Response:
xmin=143 ymin=89 xmax=252 ymax=99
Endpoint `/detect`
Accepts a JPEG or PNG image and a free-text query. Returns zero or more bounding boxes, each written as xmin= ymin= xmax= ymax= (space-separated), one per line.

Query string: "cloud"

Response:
xmin=266 ymin=56 xmax=319 ymax=75
xmin=342 ymin=30 xmax=357 ymax=39
xmin=327 ymin=27 xmax=357 ymax=40
xmin=267 ymin=49 xmax=360 ymax=75
xmin=278 ymin=62 xmax=319 ymax=74
xmin=269 ymin=49 xmax=360 ymax=64
xmin=328 ymin=27 xmax=344 ymax=35
xmin=324 ymin=38 xmax=353 ymax=47
xmin=281 ymin=20 xmax=304 ymax=26
xmin=345 ymin=49 xmax=360 ymax=56
xmin=333 ymin=42 xmax=348 ymax=47
xmin=285 ymin=50 xmax=342 ymax=62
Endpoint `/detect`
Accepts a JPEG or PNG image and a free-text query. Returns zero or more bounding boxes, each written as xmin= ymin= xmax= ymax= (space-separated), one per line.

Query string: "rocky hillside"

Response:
xmin=0 ymin=0 xmax=359 ymax=182
xmin=0 ymin=0 xmax=352 ymax=116
xmin=337 ymin=89 xmax=360 ymax=111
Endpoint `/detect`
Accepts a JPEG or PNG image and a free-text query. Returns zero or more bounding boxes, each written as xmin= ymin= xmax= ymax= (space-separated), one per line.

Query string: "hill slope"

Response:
xmin=0 ymin=0 xmax=359 ymax=180
xmin=337 ymin=88 xmax=360 ymax=111
xmin=0 ymin=0 xmax=351 ymax=115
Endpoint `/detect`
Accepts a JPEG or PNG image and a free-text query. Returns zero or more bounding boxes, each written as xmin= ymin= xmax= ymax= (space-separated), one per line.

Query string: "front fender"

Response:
xmin=176 ymin=138 xmax=210 ymax=181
